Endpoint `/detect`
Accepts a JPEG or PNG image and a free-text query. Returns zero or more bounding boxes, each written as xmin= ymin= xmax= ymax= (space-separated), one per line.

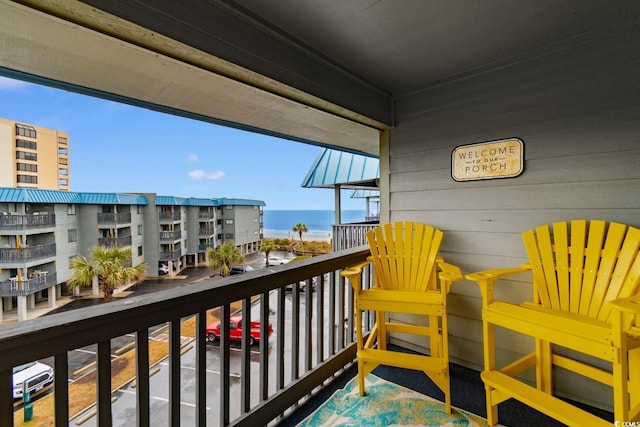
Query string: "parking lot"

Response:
xmin=14 ymin=251 xmax=298 ymax=423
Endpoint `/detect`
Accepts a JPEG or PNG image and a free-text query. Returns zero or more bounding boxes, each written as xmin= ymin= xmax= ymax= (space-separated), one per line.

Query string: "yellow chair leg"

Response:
xmin=357 ymin=358 xmax=366 ymax=396
xmin=631 ymin=348 xmax=640 ymax=419
xmin=536 ymin=339 xmax=552 ymax=394
xmin=377 ymin=310 xmax=387 ymax=350
xmin=613 ymin=342 xmax=630 ymax=421
xmin=483 ymin=318 xmax=498 ymax=425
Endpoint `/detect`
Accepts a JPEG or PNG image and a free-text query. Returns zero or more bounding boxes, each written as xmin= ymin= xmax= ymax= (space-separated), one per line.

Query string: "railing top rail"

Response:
xmin=0 ymin=247 xmax=369 ymax=367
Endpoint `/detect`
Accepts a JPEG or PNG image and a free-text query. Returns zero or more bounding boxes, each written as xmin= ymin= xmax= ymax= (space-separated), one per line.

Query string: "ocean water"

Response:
xmin=263 ymin=210 xmax=366 ymax=240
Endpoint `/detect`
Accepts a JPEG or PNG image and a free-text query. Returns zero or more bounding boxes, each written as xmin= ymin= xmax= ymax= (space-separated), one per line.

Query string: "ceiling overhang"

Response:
xmin=0 ymin=1 xmax=384 ymax=156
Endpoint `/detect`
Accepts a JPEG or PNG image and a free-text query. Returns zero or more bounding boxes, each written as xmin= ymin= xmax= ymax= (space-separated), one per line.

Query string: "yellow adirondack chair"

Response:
xmin=466 ymin=219 xmax=640 ymax=426
xmin=341 ymin=222 xmax=462 ymax=413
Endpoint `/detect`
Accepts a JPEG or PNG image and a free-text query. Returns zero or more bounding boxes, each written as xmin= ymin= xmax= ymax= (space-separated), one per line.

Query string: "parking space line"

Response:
xmin=156 ymin=361 xmax=241 ymax=378
xmin=117 ymin=388 xmax=212 ymax=410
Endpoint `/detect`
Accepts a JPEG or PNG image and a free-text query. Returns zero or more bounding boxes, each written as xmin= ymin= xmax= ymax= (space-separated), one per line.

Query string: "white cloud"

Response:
xmin=188 ymin=169 xmax=226 ymax=180
xmin=0 ymin=76 xmax=30 ymax=90
xmin=187 ymin=154 xmax=198 ymax=162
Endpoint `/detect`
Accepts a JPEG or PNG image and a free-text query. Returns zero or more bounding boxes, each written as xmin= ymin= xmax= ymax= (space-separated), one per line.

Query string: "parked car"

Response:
xmin=12 ymin=361 xmax=54 ymax=399
xmin=230 ymin=265 xmax=254 ymax=275
xmin=206 ymin=316 xmax=273 ymax=346
xmin=158 ymin=264 xmax=169 ymax=275
xmin=268 ymin=256 xmax=291 ymax=265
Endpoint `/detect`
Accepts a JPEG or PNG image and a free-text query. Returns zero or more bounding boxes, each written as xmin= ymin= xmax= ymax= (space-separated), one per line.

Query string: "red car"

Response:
xmin=206 ymin=316 xmax=273 ymax=346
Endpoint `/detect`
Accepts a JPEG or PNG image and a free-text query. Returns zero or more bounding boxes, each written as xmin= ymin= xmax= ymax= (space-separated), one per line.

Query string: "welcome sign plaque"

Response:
xmin=452 ymin=138 xmax=524 ymax=181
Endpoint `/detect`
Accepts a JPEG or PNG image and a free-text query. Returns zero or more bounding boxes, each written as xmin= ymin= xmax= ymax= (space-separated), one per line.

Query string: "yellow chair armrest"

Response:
xmin=465 ymin=264 xmax=531 ymax=283
xmin=465 ymin=264 xmax=531 ymax=305
xmin=609 ymin=295 xmax=640 ymax=314
xmin=340 ymin=259 xmax=372 ymax=278
xmin=437 ymin=261 xmax=463 ymax=282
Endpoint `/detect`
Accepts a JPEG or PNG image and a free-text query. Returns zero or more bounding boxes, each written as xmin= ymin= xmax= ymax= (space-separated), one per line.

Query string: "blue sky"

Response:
xmin=0 ymin=76 xmax=364 ymax=211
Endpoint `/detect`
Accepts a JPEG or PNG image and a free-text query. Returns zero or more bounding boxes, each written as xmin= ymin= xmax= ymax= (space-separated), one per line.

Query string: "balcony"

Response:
xmin=0 ymin=247 xmax=370 ymax=426
xmin=198 ymin=212 xmax=214 ymax=220
xmin=159 ymin=230 xmax=182 ymax=241
xmin=159 ymin=249 xmax=182 ymax=261
xmin=97 ymin=212 xmax=132 ymax=224
xmin=0 ymin=212 xmax=55 ymax=230
xmin=98 ymin=236 xmax=133 ymax=247
xmin=0 ymin=272 xmax=56 ymax=297
xmin=159 ymin=211 xmax=181 ymax=222
xmin=0 ymin=243 xmax=56 ymax=264
xmin=198 ymin=227 xmax=215 ymax=237
xmin=332 ymin=222 xmax=379 ymax=251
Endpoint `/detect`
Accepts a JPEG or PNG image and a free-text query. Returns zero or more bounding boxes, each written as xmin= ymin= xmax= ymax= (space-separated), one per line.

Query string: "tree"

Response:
xmin=292 ymin=223 xmax=308 ymax=249
xmin=260 ymin=239 xmax=277 ymax=266
xmin=208 ymin=241 xmax=245 ymax=277
xmin=67 ymin=245 xmax=147 ymax=303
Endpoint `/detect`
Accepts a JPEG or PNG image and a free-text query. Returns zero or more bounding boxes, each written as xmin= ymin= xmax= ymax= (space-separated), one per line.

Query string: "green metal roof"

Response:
xmin=0 ymin=188 xmax=265 ymax=207
xmin=0 ymin=188 xmax=147 ymax=205
xmin=351 ymin=189 xmax=380 ymax=199
xmin=301 ymin=149 xmax=379 ymax=189
xmin=185 ymin=197 xmax=218 ymax=206
xmin=214 ymin=198 xmax=266 ymax=207
xmin=155 ymin=196 xmax=186 ymax=206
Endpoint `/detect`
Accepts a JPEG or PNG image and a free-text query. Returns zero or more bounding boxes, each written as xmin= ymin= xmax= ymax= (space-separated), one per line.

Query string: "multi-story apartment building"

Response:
xmin=0 ymin=188 xmax=264 ymax=322
xmin=0 ymin=117 xmax=70 ymax=191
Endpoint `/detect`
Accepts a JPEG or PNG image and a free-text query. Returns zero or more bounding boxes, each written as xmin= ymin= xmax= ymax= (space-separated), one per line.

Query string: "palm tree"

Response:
xmin=260 ymin=239 xmax=277 ymax=266
xmin=208 ymin=241 xmax=245 ymax=277
xmin=67 ymin=245 xmax=147 ymax=303
xmin=292 ymin=222 xmax=308 ymax=250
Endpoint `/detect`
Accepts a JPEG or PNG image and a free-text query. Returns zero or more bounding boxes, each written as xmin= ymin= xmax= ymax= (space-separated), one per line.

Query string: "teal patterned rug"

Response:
xmin=298 ymin=374 xmax=488 ymax=426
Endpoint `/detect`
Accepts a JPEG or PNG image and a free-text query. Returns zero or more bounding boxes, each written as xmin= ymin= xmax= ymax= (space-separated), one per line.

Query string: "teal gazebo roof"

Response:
xmin=301 ymin=149 xmax=379 ymax=189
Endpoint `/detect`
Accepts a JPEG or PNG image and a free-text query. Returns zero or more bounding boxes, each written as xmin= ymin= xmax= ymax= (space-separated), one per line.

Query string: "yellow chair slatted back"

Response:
xmin=366 ymin=221 xmax=443 ymax=291
xmin=523 ymin=219 xmax=640 ymax=321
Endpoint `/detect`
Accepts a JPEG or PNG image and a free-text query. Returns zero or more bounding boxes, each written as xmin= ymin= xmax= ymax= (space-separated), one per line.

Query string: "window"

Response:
xmin=59 ymin=178 xmax=68 ymax=186
xmin=59 ymin=158 xmax=68 ymax=165
xmin=16 ymin=163 xmax=37 ymax=172
xmin=137 ymin=205 xmax=142 ymax=214
xmin=58 ymin=147 xmax=67 ymax=155
xmin=15 ymin=123 xmax=36 ymax=138
xmin=138 ymin=246 xmax=143 ymax=256
xmin=16 ymin=139 xmax=37 ymax=150
xmin=138 ymin=224 xmax=143 ymax=235
xmin=67 ymin=204 xmax=76 ymax=215
xmin=58 ymin=168 xmax=68 ymax=175
xmin=58 ymin=136 xmax=67 ymax=145
xmin=225 ymin=205 xmax=233 ymax=210
xmin=225 ymin=219 xmax=234 ymax=224
xmin=16 ymin=151 xmax=37 ymax=161
xmin=17 ymin=175 xmax=37 ymax=184
xmin=225 ymin=233 xmax=234 ymax=239
xmin=68 ymin=229 xmax=77 ymax=242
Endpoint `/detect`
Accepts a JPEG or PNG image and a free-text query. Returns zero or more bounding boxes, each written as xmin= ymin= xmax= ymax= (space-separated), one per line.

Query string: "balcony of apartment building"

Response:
xmin=159 ymin=210 xmax=181 ymax=222
xmin=159 ymin=247 xmax=182 ymax=262
xmin=198 ymin=239 xmax=215 ymax=252
xmin=198 ymin=226 xmax=215 ymax=238
xmin=0 ymin=211 xmax=56 ymax=230
xmin=98 ymin=235 xmax=133 ymax=247
xmin=97 ymin=212 xmax=132 ymax=224
xmin=198 ymin=210 xmax=214 ymax=221
xmin=0 ymin=242 xmax=56 ymax=264
xmin=159 ymin=229 xmax=182 ymax=243
xmin=0 ymin=270 xmax=57 ymax=297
